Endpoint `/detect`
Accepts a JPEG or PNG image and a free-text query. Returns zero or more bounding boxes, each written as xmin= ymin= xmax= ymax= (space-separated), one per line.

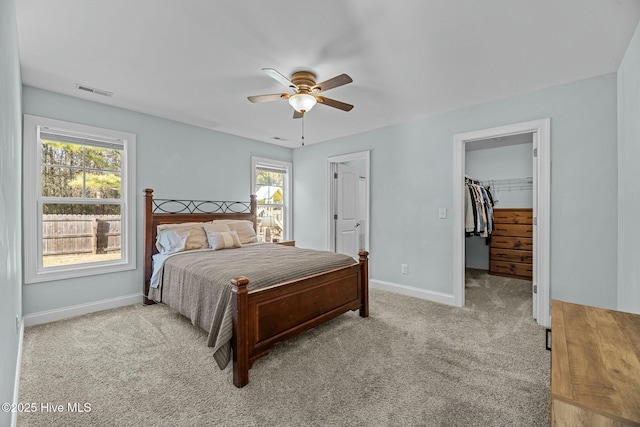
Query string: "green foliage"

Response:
xmin=68 ymin=172 xmax=121 ymax=199
xmin=41 ymin=139 xmax=122 ymax=214
xmin=255 ymin=168 xmax=284 ymax=187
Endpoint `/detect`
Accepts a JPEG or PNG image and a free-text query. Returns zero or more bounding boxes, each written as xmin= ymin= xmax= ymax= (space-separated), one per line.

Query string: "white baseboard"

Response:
xmin=11 ymin=318 xmax=24 ymax=427
xmin=23 ymin=293 xmax=142 ymax=327
xmin=370 ymin=279 xmax=455 ymax=306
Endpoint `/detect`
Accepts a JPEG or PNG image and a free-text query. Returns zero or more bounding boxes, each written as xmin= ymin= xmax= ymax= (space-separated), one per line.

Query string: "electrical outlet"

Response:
xmin=401 ymin=264 xmax=408 ymax=274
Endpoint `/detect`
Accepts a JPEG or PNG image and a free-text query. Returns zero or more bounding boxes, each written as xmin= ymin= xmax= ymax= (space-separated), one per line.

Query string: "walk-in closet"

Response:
xmin=464 ymin=133 xmax=534 ymax=309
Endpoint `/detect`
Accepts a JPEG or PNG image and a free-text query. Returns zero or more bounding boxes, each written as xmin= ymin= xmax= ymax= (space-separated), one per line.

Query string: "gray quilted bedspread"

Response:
xmin=148 ymin=243 xmax=356 ymax=369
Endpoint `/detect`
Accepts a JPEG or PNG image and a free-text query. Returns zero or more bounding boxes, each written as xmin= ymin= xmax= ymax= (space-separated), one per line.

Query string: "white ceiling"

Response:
xmin=16 ymin=0 xmax=640 ymax=148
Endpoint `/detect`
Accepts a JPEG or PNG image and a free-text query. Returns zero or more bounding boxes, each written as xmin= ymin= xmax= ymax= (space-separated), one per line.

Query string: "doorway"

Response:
xmin=327 ymin=151 xmax=370 ymax=259
xmin=453 ymin=119 xmax=550 ymax=327
xmin=465 ymin=134 xmax=535 ymax=315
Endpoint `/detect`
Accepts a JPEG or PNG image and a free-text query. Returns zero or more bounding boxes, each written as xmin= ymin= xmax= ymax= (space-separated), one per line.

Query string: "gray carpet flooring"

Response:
xmin=18 ymin=270 xmax=549 ymax=426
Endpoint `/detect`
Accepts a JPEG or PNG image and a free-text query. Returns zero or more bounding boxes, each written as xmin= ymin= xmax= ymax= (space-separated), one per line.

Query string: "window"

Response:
xmin=23 ymin=115 xmax=136 ymax=283
xmin=251 ymin=157 xmax=292 ymax=242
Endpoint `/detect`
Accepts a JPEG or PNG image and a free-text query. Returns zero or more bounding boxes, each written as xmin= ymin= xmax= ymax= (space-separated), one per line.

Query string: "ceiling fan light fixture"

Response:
xmin=288 ymin=93 xmax=316 ymax=113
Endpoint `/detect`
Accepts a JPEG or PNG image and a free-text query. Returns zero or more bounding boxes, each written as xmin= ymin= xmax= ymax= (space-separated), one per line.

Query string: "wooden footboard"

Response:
xmin=231 ymin=251 xmax=369 ymax=387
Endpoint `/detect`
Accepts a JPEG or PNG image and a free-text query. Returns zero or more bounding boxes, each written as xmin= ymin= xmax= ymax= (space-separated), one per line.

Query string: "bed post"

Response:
xmin=358 ymin=251 xmax=369 ymax=318
xmin=143 ymin=188 xmax=155 ymax=305
xmin=250 ymin=194 xmax=257 ymax=231
xmin=231 ymin=276 xmax=250 ymax=387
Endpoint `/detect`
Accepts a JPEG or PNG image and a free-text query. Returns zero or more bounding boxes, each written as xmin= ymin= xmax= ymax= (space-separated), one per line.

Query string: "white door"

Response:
xmin=336 ymin=163 xmax=359 ymax=259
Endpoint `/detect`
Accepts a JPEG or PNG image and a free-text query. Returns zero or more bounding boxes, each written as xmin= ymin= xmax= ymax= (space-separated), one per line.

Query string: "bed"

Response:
xmin=142 ymin=188 xmax=369 ymax=387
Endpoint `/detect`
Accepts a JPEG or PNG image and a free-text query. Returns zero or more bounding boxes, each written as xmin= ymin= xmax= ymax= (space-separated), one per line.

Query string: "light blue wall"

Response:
xmin=0 ymin=0 xmax=23 ymax=423
xmin=465 ymin=142 xmax=533 ymax=270
xmin=466 ymin=143 xmax=533 ymax=209
xmin=294 ymin=73 xmax=619 ymax=309
xmin=22 ymin=86 xmax=292 ymax=315
xmin=618 ymin=21 xmax=640 ymax=314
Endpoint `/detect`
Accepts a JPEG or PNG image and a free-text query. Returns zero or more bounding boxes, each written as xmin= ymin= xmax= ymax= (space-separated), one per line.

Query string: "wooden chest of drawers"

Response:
xmin=489 ymin=208 xmax=533 ymax=280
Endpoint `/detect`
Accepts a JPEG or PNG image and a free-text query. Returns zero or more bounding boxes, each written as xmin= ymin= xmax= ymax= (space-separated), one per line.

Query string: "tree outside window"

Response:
xmin=23 ymin=115 xmax=136 ymax=283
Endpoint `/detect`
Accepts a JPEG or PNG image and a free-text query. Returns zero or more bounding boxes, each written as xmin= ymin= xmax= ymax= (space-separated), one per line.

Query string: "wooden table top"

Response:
xmin=551 ymin=300 xmax=640 ymax=425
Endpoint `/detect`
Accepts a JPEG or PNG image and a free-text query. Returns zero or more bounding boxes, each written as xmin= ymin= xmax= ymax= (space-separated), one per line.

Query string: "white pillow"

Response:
xmin=156 ymin=222 xmax=209 ymax=251
xmin=156 ymin=228 xmax=190 ymax=254
xmin=203 ymin=223 xmax=231 ymax=233
xmin=211 ymin=220 xmax=257 ymax=244
xmin=205 ymin=230 xmax=242 ymax=250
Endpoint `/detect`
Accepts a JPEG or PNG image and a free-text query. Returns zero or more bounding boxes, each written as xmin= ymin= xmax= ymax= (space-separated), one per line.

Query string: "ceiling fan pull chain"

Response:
xmin=301 ymin=114 xmax=305 ymax=146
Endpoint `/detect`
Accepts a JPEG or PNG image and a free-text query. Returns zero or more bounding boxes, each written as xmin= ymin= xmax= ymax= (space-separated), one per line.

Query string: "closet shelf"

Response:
xmin=482 ymin=177 xmax=533 ymax=192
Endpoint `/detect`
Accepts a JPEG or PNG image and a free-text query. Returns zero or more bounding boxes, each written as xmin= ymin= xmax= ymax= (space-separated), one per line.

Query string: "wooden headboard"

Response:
xmin=143 ymin=188 xmax=257 ymax=304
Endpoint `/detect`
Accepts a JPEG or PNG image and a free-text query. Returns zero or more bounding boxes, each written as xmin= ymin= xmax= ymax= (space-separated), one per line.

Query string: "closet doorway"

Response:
xmin=453 ymin=119 xmax=550 ymax=327
xmin=326 ymin=151 xmax=370 ymax=260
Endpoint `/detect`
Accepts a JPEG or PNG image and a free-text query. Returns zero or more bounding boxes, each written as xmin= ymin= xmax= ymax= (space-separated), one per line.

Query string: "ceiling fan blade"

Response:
xmin=247 ymin=93 xmax=288 ymax=103
xmin=313 ymin=74 xmax=352 ymax=93
xmin=293 ymin=110 xmax=304 ymax=119
xmin=317 ymin=96 xmax=354 ymax=112
xmin=262 ymin=68 xmax=297 ymax=90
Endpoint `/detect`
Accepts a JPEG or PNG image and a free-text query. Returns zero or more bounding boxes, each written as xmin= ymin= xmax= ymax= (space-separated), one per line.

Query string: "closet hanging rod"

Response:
xmin=481 ymin=177 xmax=533 ymax=193
xmin=481 ymin=176 xmax=532 ymax=186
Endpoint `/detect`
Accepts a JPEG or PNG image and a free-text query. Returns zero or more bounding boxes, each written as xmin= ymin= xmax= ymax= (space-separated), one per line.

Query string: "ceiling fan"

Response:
xmin=248 ymin=68 xmax=353 ymax=118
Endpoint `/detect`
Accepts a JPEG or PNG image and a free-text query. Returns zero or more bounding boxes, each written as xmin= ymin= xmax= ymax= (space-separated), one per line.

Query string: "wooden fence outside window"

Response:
xmin=42 ymin=215 xmax=121 ymax=256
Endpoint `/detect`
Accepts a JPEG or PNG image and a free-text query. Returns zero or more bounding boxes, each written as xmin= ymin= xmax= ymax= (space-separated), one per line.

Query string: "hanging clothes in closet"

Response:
xmin=465 ymin=177 xmax=495 ymax=237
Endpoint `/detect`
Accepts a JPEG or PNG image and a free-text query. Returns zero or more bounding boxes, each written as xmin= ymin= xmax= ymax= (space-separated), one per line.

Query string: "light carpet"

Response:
xmin=18 ymin=270 xmax=549 ymax=426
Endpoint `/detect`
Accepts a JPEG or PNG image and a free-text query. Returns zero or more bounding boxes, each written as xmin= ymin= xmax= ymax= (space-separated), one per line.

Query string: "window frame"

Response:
xmin=251 ymin=156 xmax=292 ymax=242
xmin=23 ymin=115 xmax=136 ymax=284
